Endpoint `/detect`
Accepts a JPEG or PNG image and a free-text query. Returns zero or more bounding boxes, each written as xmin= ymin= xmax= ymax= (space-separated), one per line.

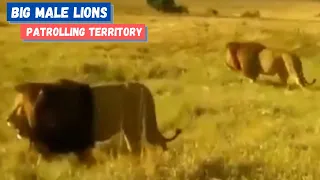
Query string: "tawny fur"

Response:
xmin=6 ymin=80 xmax=182 ymax=156
xmin=91 ymin=82 xmax=182 ymax=154
xmin=225 ymin=41 xmax=316 ymax=88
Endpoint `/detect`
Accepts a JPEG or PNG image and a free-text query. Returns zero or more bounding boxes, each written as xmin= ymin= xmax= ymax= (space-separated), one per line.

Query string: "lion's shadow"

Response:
xmin=256 ymin=79 xmax=320 ymax=91
xmin=186 ymin=157 xmax=265 ymax=180
xmin=309 ymin=85 xmax=320 ymax=91
xmin=257 ymin=79 xmax=286 ymax=89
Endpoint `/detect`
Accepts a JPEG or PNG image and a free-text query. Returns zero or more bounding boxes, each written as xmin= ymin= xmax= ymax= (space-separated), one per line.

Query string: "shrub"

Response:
xmin=146 ymin=0 xmax=189 ymax=14
xmin=240 ymin=10 xmax=261 ymax=18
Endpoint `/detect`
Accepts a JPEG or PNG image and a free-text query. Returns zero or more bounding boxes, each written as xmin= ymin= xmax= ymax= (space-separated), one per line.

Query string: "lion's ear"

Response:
xmin=226 ymin=41 xmax=236 ymax=48
xmin=14 ymin=82 xmax=47 ymax=93
xmin=14 ymin=82 xmax=31 ymax=93
xmin=14 ymin=82 xmax=45 ymax=103
xmin=225 ymin=42 xmax=232 ymax=48
xmin=14 ymin=83 xmax=29 ymax=93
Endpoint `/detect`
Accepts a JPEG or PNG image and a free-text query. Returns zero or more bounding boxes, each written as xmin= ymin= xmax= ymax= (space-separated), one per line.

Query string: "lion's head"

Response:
xmin=6 ymin=82 xmax=44 ymax=140
xmin=6 ymin=93 xmax=33 ymax=140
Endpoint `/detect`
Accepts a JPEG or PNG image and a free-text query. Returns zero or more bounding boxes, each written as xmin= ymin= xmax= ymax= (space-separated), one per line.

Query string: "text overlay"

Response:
xmin=20 ymin=24 xmax=148 ymax=42
xmin=7 ymin=2 xmax=113 ymax=23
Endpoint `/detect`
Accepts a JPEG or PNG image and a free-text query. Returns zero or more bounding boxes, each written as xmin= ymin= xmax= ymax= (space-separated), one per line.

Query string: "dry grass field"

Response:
xmin=1 ymin=0 xmax=320 ymax=179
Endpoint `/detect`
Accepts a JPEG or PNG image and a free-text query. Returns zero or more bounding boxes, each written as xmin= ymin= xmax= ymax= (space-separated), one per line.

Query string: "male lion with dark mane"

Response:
xmin=7 ymin=80 xmax=97 ymax=159
xmin=225 ymin=41 xmax=316 ymax=89
xmin=6 ymin=79 xmax=182 ymax=159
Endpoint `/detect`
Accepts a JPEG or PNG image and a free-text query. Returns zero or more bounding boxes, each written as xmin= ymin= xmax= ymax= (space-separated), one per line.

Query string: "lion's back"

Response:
xmin=91 ymin=82 xmax=157 ymax=143
xmin=90 ymin=83 xmax=127 ymax=141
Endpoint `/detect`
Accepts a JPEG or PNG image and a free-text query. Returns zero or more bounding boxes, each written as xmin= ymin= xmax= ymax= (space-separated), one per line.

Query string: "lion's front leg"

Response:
xmin=123 ymin=129 xmax=142 ymax=156
xmin=76 ymin=148 xmax=96 ymax=166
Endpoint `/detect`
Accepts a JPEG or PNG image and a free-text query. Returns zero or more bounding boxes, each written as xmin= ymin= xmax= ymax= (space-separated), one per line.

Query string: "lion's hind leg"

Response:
xmin=294 ymin=75 xmax=311 ymax=92
xmin=277 ymin=67 xmax=289 ymax=88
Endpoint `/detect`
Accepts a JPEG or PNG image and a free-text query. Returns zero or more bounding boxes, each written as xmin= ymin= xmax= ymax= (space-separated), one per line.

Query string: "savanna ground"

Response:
xmin=1 ymin=0 xmax=320 ymax=179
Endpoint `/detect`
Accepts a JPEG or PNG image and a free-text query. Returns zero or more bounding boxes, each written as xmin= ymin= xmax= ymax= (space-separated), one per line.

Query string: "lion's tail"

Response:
xmin=142 ymin=85 xmax=182 ymax=143
xmin=282 ymin=53 xmax=316 ymax=88
xmin=297 ymin=72 xmax=316 ymax=87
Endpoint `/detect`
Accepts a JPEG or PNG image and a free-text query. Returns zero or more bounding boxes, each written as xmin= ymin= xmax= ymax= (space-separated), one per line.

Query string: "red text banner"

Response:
xmin=20 ymin=24 xmax=148 ymax=42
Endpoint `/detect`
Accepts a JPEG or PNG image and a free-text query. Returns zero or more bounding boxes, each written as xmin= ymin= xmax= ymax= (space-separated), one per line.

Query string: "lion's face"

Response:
xmin=6 ymin=93 xmax=32 ymax=140
xmin=226 ymin=42 xmax=242 ymax=71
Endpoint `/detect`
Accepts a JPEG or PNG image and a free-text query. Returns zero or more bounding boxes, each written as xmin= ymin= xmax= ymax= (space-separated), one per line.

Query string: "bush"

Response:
xmin=206 ymin=8 xmax=219 ymax=17
xmin=146 ymin=0 xmax=189 ymax=14
xmin=240 ymin=10 xmax=261 ymax=18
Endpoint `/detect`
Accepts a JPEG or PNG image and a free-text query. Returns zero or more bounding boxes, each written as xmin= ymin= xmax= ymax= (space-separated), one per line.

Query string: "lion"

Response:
xmin=90 ymin=81 xmax=182 ymax=154
xmin=7 ymin=80 xmax=96 ymax=159
xmin=6 ymin=79 xmax=182 ymax=157
xmin=225 ymin=41 xmax=316 ymax=89
xmin=7 ymin=93 xmax=33 ymax=140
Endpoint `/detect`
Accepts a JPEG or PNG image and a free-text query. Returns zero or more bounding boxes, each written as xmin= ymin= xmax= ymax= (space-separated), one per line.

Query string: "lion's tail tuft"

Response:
xmin=299 ymin=73 xmax=316 ymax=87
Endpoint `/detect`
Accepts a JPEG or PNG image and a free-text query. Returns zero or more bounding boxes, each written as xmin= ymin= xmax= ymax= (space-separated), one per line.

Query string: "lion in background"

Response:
xmin=6 ymin=79 xmax=182 ymax=159
xmin=225 ymin=41 xmax=316 ymax=89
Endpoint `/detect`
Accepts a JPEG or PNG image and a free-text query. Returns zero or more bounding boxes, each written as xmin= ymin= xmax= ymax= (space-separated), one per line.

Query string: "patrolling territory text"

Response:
xmin=20 ymin=24 xmax=148 ymax=42
xmin=7 ymin=2 xmax=148 ymax=42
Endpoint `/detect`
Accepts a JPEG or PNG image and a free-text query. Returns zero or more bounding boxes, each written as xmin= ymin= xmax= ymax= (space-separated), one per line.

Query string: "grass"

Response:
xmin=1 ymin=0 xmax=320 ymax=179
